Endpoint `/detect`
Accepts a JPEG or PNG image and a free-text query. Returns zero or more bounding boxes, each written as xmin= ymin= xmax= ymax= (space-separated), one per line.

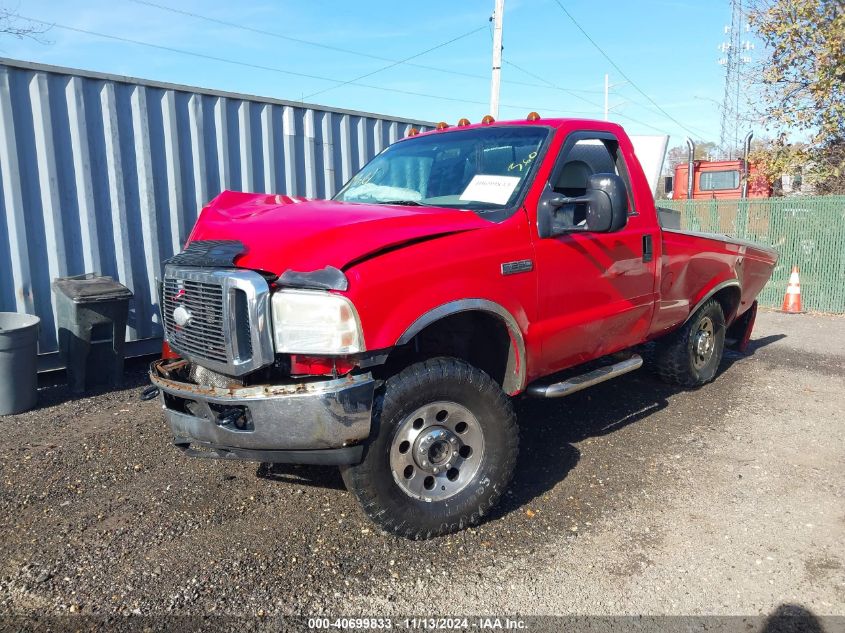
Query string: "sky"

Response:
xmin=1 ymin=0 xmax=756 ymax=148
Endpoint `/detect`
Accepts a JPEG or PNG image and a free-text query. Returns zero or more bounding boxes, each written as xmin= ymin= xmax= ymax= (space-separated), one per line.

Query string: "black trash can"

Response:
xmin=52 ymin=274 xmax=133 ymax=394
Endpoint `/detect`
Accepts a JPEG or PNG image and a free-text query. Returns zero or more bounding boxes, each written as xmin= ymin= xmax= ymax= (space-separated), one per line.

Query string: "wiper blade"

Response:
xmin=377 ymin=200 xmax=426 ymax=206
xmin=440 ymin=201 xmax=501 ymax=210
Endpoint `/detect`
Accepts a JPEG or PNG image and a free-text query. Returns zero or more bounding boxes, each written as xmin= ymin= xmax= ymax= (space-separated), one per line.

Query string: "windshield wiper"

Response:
xmin=377 ymin=200 xmax=427 ymax=206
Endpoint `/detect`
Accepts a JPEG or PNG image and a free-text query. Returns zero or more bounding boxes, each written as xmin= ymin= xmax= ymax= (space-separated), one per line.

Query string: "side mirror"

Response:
xmin=537 ymin=173 xmax=629 ymax=238
xmin=582 ymin=173 xmax=629 ymax=232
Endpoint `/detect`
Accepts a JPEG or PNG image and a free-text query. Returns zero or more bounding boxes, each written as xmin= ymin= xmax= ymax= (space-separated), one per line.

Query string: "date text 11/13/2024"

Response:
xmin=307 ymin=617 xmax=528 ymax=629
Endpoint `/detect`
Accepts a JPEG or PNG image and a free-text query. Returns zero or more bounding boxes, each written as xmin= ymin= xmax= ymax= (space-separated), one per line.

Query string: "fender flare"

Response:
xmin=396 ymin=299 xmax=527 ymax=395
xmin=684 ymin=279 xmax=742 ymax=325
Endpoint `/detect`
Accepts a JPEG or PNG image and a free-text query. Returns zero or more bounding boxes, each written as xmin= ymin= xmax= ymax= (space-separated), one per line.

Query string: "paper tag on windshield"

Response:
xmin=459 ymin=175 xmax=521 ymax=205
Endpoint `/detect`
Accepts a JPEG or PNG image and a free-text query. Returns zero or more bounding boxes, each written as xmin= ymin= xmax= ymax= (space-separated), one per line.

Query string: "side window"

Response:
xmin=549 ymin=136 xmax=635 ymax=227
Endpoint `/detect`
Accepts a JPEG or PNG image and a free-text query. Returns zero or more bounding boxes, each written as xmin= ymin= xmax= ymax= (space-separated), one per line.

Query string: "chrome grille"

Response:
xmin=162 ymin=278 xmax=228 ymax=363
xmin=160 ymin=266 xmax=275 ymax=376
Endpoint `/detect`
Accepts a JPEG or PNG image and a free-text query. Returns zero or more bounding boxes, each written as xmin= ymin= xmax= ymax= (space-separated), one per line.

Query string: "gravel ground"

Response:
xmin=0 ymin=310 xmax=843 ymax=620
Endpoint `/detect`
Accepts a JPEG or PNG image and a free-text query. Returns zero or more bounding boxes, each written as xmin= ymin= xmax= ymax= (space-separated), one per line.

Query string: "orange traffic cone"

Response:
xmin=781 ymin=266 xmax=804 ymax=314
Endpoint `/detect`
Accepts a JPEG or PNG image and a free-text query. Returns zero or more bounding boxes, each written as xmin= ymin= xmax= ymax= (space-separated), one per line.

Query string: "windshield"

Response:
xmin=333 ymin=126 xmax=549 ymax=213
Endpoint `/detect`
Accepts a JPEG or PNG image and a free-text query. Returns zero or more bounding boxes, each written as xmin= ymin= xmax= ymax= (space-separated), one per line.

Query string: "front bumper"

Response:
xmin=149 ymin=359 xmax=375 ymax=465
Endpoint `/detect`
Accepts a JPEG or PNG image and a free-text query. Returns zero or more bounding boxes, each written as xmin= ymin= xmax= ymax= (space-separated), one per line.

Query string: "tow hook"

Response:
xmin=140 ymin=385 xmax=160 ymax=401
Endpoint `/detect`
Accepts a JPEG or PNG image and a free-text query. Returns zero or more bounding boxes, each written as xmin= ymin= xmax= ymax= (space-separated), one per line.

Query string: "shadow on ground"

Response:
xmin=761 ymin=603 xmax=827 ymax=633
xmin=493 ymin=331 xmax=787 ymax=518
xmin=256 ymin=462 xmax=347 ymax=491
xmin=31 ymin=355 xmax=154 ymax=410
xmin=25 ymin=334 xmax=786 ymax=526
xmin=258 ymin=333 xmax=788 ymax=521
xmin=745 ymin=333 xmax=787 ymax=352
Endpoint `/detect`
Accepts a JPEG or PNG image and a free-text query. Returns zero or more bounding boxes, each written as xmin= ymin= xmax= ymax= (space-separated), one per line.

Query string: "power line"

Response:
xmin=16 ymin=16 xmax=595 ymax=117
xmin=127 ymin=0 xmax=603 ymax=97
xmin=484 ymin=12 xmax=603 ymax=97
xmin=505 ymin=58 xmax=603 ymax=95
xmin=485 ymin=15 xmax=673 ymax=134
xmin=17 ymin=18 xmax=367 ymax=85
xmin=125 ymin=0 xmax=701 ymax=137
xmin=551 ymin=0 xmax=702 ymax=139
xmin=19 ymin=15 xmax=683 ymax=131
xmin=503 ymin=59 xmax=605 ymax=103
xmin=502 ymin=59 xmax=675 ymax=135
xmin=482 ymin=4 xmax=684 ymax=135
xmin=609 ymin=86 xmax=714 ymax=138
xmin=609 ymin=83 xmax=714 ymax=138
xmin=129 ymin=0 xmax=488 ymax=81
xmin=302 ymin=26 xmax=487 ymax=100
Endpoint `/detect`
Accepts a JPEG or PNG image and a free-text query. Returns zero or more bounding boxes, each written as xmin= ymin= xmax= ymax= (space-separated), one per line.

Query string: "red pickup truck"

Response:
xmin=149 ymin=115 xmax=777 ymax=539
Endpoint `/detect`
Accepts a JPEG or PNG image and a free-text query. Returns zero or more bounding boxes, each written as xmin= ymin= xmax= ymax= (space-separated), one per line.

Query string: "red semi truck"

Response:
xmin=148 ymin=116 xmax=777 ymax=539
xmin=669 ymin=136 xmax=773 ymax=199
xmin=672 ymin=158 xmax=772 ymax=199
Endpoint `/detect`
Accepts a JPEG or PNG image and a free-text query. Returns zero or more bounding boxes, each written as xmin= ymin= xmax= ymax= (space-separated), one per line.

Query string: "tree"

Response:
xmin=657 ymin=141 xmax=720 ymax=199
xmin=748 ymin=0 xmax=845 ymax=193
xmin=0 ymin=6 xmax=49 ymax=41
xmin=663 ymin=141 xmax=719 ymax=176
xmin=748 ymin=136 xmax=807 ymax=195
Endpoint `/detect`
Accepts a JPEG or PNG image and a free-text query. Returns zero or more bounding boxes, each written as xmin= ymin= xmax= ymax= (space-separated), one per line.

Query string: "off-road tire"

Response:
xmin=654 ymin=298 xmax=726 ymax=387
xmin=341 ymin=357 xmax=518 ymax=540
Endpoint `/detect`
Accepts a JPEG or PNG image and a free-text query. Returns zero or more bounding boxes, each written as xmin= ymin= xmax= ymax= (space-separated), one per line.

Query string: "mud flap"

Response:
xmin=726 ymin=300 xmax=758 ymax=353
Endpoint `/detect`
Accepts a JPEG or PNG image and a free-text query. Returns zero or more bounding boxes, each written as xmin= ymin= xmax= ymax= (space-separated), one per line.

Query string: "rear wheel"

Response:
xmin=341 ymin=357 xmax=518 ymax=540
xmin=654 ymin=298 xmax=726 ymax=387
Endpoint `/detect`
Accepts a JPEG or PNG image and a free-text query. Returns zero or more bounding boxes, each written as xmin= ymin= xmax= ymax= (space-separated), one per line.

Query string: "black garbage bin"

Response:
xmin=52 ymin=274 xmax=133 ymax=394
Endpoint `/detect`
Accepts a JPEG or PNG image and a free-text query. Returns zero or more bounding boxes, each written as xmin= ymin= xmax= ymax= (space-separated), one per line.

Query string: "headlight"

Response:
xmin=271 ymin=289 xmax=365 ymax=354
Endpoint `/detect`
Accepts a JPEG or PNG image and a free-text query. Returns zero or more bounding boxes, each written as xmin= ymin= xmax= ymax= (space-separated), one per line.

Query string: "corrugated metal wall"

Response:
xmin=0 ymin=58 xmax=433 ymax=360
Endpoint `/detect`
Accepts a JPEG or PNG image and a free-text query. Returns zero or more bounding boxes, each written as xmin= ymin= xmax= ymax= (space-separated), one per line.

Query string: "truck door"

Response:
xmin=532 ymin=132 xmax=657 ymax=374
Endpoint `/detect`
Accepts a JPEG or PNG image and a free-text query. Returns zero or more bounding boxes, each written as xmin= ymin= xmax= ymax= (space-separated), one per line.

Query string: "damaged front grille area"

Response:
xmin=189 ymin=363 xmax=245 ymax=389
xmin=164 ymin=239 xmax=245 ymax=268
xmin=160 ymin=266 xmax=275 ymax=377
xmin=162 ymin=278 xmax=228 ymax=364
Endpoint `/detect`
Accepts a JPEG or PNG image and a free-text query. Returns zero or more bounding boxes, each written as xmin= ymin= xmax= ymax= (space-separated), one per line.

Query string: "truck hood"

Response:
xmin=186 ymin=190 xmax=490 ymax=276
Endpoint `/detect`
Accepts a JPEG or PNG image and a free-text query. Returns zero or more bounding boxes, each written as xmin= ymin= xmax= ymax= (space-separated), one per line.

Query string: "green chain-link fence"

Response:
xmin=661 ymin=196 xmax=845 ymax=313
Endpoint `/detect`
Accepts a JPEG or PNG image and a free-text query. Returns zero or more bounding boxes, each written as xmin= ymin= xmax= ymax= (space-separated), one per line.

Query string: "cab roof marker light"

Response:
xmin=457 ymin=118 xmax=471 ymax=127
xmin=407 ymin=127 xmax=420 ymax=137
xmin=436 ymin=121 xmax=450 ymax=130
xmin=527 ymin=111 xmax=541 ymax=121
xmin=481 ymin=115 xmax=495 ymax=124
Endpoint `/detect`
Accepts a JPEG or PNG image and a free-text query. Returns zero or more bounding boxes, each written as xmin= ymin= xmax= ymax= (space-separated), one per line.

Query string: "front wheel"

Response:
xmin=341 ymin=357 xmax=518 ymax=540
xmin=653 ymin=298 xmax=726 ymax=387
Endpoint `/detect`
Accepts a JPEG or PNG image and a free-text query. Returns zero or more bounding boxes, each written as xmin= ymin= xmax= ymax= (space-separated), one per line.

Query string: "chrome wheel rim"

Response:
xmin=693 ymin=316 xmax=716 ymax=369
xmin=389 ymin=401 xmax=485 ymax=501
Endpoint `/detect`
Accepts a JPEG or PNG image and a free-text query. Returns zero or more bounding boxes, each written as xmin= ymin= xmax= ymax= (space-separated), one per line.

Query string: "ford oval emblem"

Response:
xmin=173 ymin=305 xmax=193 ymax=327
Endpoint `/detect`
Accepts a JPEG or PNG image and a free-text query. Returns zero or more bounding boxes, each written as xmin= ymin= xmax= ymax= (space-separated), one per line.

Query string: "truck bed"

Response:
xmin=649 ymin=228 xmax=778 ymax=337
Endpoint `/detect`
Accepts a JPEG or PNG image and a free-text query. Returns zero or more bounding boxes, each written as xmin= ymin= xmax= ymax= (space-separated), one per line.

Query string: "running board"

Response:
xmin=526 ymin=354 xmax=643 ymax=398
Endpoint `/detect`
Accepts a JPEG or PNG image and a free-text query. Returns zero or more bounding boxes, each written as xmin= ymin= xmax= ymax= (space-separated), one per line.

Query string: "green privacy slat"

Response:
xmin=662 ymin=196 xmax=845 ymax=314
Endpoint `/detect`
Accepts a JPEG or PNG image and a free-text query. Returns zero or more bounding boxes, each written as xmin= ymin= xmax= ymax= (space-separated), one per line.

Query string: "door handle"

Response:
xmin=642 ymin=235 xmax=653 ymax=262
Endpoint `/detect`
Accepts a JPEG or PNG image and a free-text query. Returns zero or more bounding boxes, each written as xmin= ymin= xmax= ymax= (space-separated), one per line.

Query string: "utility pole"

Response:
xmin=603 ymin=74 xmax=627 ymax=121
xmin=604 ymin=73 xmax=609 ymax=121
xmin=489 ymin=0 xmax=505 ymax=119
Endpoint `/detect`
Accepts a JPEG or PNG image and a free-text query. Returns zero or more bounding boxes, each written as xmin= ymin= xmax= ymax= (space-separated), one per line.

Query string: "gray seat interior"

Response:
xmin=554 ymin=143 xmax=616 ymax=195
